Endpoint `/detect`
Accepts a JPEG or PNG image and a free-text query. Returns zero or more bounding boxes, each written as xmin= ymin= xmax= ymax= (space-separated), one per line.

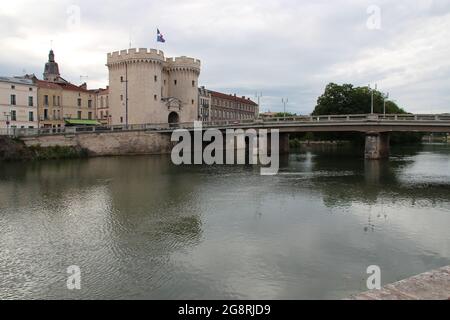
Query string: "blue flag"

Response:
xmin=157 ymin=29 xmax=165 ymax=43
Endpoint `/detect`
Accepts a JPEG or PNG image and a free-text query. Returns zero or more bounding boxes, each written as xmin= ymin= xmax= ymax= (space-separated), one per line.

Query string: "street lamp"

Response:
xmin=282 ymin=98 xmax=289 ymax=116
xmin=3 ymin=111 xmax=11 ymax=135
xmin=121 ymin=64 xmax=129 ymax=126
xmin=383 ymin=92 xmax=389 ymax=116
xmin=368 ymin=84 xmax=377 ymax=114
xmin=255 ymin=92 xmax=262 ymax=117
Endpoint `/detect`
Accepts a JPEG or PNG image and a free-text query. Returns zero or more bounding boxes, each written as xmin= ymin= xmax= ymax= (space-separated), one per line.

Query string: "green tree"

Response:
xmin=311 ymin=83 xmax=422 ymax=144
xmin=275 ymin=112 xmax=296 ymax=117
xmin=312 ymin=83 xmax=405 ymax=116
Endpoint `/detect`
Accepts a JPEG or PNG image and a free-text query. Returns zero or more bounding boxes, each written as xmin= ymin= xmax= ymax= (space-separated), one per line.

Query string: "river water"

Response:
xmin=0 ymin=143 xmax=449 ymax=299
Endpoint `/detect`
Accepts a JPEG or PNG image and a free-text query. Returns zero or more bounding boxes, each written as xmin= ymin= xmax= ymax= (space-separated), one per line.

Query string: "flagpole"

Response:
xmin=156 ymin=27 xmax=159 ymax=51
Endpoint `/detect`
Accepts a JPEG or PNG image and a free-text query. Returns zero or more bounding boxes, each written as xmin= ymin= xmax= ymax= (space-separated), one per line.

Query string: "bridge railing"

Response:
xmin=3 ymin=113 xmax=450 ymax=137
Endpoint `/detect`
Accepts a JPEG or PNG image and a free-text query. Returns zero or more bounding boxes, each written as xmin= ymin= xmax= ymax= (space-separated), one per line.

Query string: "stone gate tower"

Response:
xmin=106 ymin=48 xmax=200 ymax=125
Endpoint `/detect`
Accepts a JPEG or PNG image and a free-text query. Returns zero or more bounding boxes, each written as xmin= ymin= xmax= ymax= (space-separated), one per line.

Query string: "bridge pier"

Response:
xmin=279 ymin=133 xmax=290 ymax=154
xmin=365 ymin=132 xmax=390 ymax=160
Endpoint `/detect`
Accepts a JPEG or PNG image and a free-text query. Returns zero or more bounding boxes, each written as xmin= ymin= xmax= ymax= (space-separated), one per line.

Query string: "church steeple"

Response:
xmin=43 ymin=49 xmax=61 ymax=82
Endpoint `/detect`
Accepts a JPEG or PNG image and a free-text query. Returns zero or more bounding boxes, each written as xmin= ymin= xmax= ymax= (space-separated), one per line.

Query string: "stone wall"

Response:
xmin=21 ymin=131 xmax=172 ymax=157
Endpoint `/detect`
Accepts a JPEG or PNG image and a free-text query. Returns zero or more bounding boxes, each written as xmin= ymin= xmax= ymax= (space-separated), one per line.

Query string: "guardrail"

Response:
xmin=2 ymin=114 xmax=450 ymax=137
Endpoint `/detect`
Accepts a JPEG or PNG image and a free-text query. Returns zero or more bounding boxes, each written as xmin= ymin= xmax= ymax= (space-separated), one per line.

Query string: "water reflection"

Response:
xmin=0 ymin=144 xmax=449 ymax=299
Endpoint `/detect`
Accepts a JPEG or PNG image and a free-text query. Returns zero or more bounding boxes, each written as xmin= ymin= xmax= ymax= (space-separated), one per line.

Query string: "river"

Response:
xmin=0 ymin=143 xmax=449 ymax=299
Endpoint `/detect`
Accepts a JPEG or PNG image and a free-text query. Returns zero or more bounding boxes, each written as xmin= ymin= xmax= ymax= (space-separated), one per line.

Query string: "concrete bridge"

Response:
xmin=9 ymin=113 xmax=450 ymax=160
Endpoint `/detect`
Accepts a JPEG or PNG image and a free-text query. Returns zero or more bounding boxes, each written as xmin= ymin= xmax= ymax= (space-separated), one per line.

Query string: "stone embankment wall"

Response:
xmin=20 ymin=131 xmax=172 ymax=157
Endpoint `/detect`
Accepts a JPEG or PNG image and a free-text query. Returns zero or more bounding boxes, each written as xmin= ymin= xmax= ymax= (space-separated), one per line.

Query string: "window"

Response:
xmin=77 ymin=98 xmax=82 ymax=107
xmin=57 ymin=96 xmax=60 ymax=106
xmin=53 ymin=95 xmax=56 ymax=106
xmin=11 ymin=110 xmax=17 ymax=121
xmin=106 ymin=96 xmax=109 ymax=107
xmin=192 ymin=99 xmax=194 ymax=105
xmin=154 ymin=75 xmax=158 ymax=82
xmin=100 ymin=97 xmax=104 ymax=108
xmin=88 ymin=100 xmax=92 ymax=108
xmin=29 ymin=112 xmax=34 ymax=122
xmin=29 ymin=87 xmax=33 ymax=91
xmin=174 ymin=80 xmax=177 ymax=85
xmin=88 ymin=112 xmax=92 ymax=120
xmin=100 ymin=111 xmax=103 ymax=119
xmin=11 ymin=85 xmax=15 ymax=89
xmin=120 ymin=95 xmax=123 ymax=101
xmin=44 ymin=95 xmax=49 ymax=106
xmin=120 ymin=116 xmax=123 ymax=123
xmin=77 ymin=111 xmax=82 ymax=119
xmin=53 ymin=110 xmax=56 ymax=119
xmin=10 ymin=95 xmax=16 ymax=105
xmin=164 ymin=80 xmax=166 ymax=85
xmin=28 ymin=96 xmax=33 ymax=107
xmin=192 ymin=80 xmax=195 ymax=87
xmin=154 ymin=94 xmax=157 ymax=101
xmin=120 ymin=76 xmax=123 ymax=82
xmin=44 ymin=109 xmax=48 ymax=119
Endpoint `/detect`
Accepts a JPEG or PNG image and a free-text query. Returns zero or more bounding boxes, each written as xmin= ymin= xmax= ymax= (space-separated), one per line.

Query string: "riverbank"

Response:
xmin=349 ymin=266 xmax=450 ymax=300
xmin=0 ymin=136 xmax=88 ymax=161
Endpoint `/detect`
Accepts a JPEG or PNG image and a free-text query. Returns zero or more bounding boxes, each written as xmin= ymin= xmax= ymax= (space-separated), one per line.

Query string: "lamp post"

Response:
xmin=3 ymin=112 xmax=10 ymax=136
xmin=282 ymin=98 xmax=289 ymax=116
xmin=255 ymin=92 xmax=262 ymax=118
xmin=368 ymin=84 xmax=377 ymax=114
xmin=383 ymin=92 xmax=389 ymax=116
xmin=121 ymin=63 xmax=129 ymax=126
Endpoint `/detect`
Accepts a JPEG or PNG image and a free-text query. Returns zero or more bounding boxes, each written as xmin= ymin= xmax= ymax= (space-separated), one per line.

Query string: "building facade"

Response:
xmin=36 ymin=50 xmax=97 ymax=128
xmin=106 ymin=48 xmax=200 ymax=125
xmin=95 ymin=86 xmax=110 ymax=125
xmin=208 ymin=90 xmax=258 ymax=121
xmin=0 ymin=76 xmax=38 ymax=130
xmin=198 ymin=86 xmax=211 ymax=121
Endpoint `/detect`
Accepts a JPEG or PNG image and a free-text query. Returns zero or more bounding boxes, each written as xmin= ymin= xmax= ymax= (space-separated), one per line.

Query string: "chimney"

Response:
xmin=80 ymin=83 xmax=87 ymax=90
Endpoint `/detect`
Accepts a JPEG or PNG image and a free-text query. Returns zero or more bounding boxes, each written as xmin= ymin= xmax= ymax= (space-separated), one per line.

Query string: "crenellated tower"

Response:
xmin=106 ymin=48 xmax=201 ymax=125
xmin=164 ymin=57 xmax=201 ymax=122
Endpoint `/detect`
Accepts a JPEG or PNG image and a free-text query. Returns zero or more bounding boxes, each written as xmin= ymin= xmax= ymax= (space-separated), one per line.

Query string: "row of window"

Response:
xmin=99 ymin=96 xmax=109 ymax=108
xmin=120 ymin=76 xmax=196 ymax=87
xmin=8 ymin=94 xmax=34 ymax=107
xmin=10 ymin=85 xmax=34 ymax=92
xmin=6 ymin=110 xmax=34 ymax=122
xmin=6 ymin=109 xmax=94 ymax=122
xmin=42 ymin=109 xmax=93 ymax=120
xmin=7 ymin=94 xmax=95 ymax=109
xmin=212 ymin=98 xmax=255 ymax=111
xmin=43 ymin=95 xmax=93 ymax=108
xmin=211 ymin=109 xmax=254 ymax=120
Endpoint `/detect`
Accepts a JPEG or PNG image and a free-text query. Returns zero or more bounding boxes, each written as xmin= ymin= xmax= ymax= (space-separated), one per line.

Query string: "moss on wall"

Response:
xmin=0 ymin=136 xmax=87 ymax=161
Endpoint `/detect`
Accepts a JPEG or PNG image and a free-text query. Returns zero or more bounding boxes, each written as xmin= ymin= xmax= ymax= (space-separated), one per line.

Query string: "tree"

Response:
xmin=275 ymin=112 xmax=296 ymax=117
xmin=312 ymin=83 xmax=405 ymax=116
xmin=310 ymin=83 xmax=421 ymax=144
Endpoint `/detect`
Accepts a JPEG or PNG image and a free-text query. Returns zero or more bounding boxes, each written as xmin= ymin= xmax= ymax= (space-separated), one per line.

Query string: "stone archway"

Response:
xmin=168 ymin=112 xmax=180 ymax=124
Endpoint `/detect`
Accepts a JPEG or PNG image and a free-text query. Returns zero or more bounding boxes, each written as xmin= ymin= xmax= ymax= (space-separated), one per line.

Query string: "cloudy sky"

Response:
xmin=1 ymin=0 xmax=449 ymax=114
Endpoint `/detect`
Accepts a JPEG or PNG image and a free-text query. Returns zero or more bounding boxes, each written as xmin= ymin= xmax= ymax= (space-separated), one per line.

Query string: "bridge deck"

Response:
xmin=3 ymin=114 xmax=450 ymax=137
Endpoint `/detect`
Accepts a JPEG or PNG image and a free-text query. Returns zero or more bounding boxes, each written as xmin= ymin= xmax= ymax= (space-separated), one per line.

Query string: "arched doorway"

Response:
xmin=168 ymin=112 xmax=179 ymax=125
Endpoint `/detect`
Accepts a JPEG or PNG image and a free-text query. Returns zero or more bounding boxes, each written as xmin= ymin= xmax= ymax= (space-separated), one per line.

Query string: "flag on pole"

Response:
xmin=157 ymin=29 xmax=166 ymax=43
